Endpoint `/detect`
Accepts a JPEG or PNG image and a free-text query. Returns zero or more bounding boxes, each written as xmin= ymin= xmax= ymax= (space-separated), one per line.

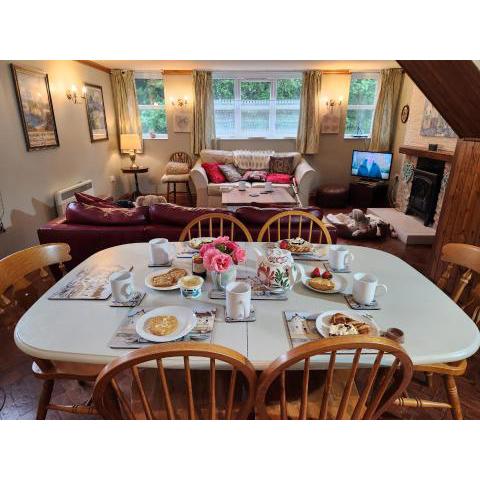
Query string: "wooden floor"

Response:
xmin=1 ymin=205 xmax=479 ymax=420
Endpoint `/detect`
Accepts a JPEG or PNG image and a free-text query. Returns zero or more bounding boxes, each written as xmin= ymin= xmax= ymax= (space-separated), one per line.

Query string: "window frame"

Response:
xmin=344 ymin=72 xmax=381 ymax=140
xmin=134 ymin=71 xmax=168 ymax=140
xmin=213 ymin=71 xmax=302 ymax=140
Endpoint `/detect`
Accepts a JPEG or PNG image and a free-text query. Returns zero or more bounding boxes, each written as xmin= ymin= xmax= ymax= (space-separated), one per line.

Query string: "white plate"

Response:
xmin=315 ymin=310 xmax=379 ymax=338
xmin=145 ymin=269 xmax=186 ymax=291
xmin=301 ymin=274 xmax=347 ymax=294
xmin=188 ymin=237 xmax=215 ymax=250
xmin=276 ymin=240 xmax=313 ymax=255
xmin=136 ymin=306 xmax=197 ymax=343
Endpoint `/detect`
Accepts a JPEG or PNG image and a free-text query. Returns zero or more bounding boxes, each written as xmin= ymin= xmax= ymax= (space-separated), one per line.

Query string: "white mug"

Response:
xmin=352 ymin=272 xmax=388 ymax=305
xmin=226 ymin=281 xmax=251 ymax=320
xmin=328 ymin=245 xmax=354 ymax=271
xmin=264 ymin=181 xmax=273 ymax=192
xmin=149 ymin=238 xmax=173 ymax=265
xmin=238 ymin=181 xmax=247 ymax=191
xmin=110 ymin=270 xmax=135 ymax=303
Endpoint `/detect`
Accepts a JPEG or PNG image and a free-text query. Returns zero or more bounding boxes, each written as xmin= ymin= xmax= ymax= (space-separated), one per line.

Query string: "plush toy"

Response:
xmin=351 ymin=209 xmax=371 ymax=237
xmin=326 ymin=209 xmax=389 ymax=239
xmin=135 ymin=195 xmax=167 ymax=207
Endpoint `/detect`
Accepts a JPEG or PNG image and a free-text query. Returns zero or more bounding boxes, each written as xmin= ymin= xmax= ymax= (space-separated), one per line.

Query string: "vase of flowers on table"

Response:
xmin=200 ymin=237 xmax=246 ymax=291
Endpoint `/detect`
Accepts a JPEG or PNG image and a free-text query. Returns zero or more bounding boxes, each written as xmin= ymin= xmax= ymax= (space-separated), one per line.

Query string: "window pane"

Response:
xmin=241 ymin=110 xmax=269 ymax=137
xmin=275 ymin=109 xmax=300 ymax=136
xmin=348 ymin=78 xmax=377 ymax=105
xmin=139 ymin=108 xmax=167 ymax=136
xmin=135 ymin=78 xmax=165 ymax=105
xmin=240 ymin=81 xmax=270 ymax=101
xmin=213 ymin=79 xmax=234 ymax=100
xmin=345 ymin=108 xmax=374 ymax=137
xmin=276 ymin=78 xmax=302 ymax=100
xmin=215 ymin=109 xmax=235 ymax=137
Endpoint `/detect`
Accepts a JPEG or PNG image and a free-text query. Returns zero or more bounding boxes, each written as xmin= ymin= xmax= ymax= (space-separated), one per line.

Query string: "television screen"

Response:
xmin=351 ymin=150 xmax=392 ymax=180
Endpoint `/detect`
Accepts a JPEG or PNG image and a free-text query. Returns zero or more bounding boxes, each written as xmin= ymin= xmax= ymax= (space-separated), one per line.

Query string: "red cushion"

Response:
xmin=266 ymin=173 xmax=292 ymax=184
xmin=75 ymin=192 xmax=116 ymax=207
xmin=202 ymin=163 xmax=226 ymax=183
xmin=65 ymin=202 xmax=147 ymax=225
xmin=149 ymin=203 xmax=230 ymax=226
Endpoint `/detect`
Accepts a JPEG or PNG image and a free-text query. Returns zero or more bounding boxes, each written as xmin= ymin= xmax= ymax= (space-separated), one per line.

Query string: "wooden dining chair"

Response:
xmin=255 ymin=336 xmax=413 ymax=420
xmin=178 ymin=213 xmax=254 ymax=243
xmin=93 ymin=343 xmax=257 ymax=420
xmin=0 ymin=243 xmax=100 ymax=419
xmin=400 ymin=243 xmax=480 ymax=419
xmin=161 ymin=151 xmax=193 ymax=204
xmin=256 ymin=210 xmax=333 ymax=244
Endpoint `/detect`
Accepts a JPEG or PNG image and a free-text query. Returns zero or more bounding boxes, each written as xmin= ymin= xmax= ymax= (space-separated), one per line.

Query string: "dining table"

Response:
xmin=14 ymin=242 xmax=480 ymax=370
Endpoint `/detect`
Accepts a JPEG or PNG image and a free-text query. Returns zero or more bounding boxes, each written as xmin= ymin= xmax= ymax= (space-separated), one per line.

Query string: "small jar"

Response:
xmin=192 ymin=254 xmax=207 ymax=279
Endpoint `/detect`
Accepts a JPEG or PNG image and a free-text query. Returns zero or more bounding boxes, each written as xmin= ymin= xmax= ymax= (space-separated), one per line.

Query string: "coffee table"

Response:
xmin=222 ymin=186 xmax=297 ymax=208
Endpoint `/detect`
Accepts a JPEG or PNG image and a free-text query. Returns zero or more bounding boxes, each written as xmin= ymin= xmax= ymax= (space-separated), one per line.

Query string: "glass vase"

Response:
xmin=210 ymin=266 xmax=236 ymax=291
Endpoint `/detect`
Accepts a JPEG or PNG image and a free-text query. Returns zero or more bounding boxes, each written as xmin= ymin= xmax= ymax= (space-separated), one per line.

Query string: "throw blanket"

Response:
xmin=233 ymin=150 xmax=274 ymax=172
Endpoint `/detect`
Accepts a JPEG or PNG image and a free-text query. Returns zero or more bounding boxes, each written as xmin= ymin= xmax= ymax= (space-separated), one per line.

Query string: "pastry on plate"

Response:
xmin=146 ymin=315 xmax=178 ymax=336
xmin=328 ymin=312 xmax=371 ymax=335
xmin=188 ymin=237 xmax=214 ymax=250
xmin=151 ymin=268 xmax=187 ymax=288
xmin=308 ymin=277 xmax=335 ymax=291
xmin=279 ymin=237 xmax=312 ymax=253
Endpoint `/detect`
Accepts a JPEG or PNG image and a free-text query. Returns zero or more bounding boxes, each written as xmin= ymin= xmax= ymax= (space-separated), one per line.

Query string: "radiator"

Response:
xmin=54 ymin=179 xmax=94 ymax=216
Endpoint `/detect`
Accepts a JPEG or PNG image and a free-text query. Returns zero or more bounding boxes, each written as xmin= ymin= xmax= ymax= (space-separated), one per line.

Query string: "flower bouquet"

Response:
xmin=200 ymin=237 xmax=246 ymax=290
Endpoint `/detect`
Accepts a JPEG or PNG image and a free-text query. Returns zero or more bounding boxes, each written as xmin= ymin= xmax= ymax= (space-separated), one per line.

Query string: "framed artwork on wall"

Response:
xmin=84 ymin=83 xmax=109 ymax=142
xmin=420 ymin=99 xmax=456 ymax=138
xmin=321 ymin=111 xmax=341 ymax=134
xmin=173 ymin=111 xmax=191 ymax=133
xmin=10 ymin=63 xmax=60 ymax=151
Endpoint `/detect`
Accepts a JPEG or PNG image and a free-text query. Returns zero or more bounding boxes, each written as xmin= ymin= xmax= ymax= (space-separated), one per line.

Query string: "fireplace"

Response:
xmin=406 ymin=157 xmax=445 ymax=227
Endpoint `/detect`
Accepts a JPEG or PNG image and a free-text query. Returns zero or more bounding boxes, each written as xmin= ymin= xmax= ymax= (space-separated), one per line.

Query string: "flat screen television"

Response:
xmin=351 ymin=150 xmax=393 ymax=181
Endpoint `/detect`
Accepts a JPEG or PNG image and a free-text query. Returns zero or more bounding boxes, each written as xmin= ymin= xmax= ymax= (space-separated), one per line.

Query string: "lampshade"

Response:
xmin=120 ymin=133 xmax=141 ymax=152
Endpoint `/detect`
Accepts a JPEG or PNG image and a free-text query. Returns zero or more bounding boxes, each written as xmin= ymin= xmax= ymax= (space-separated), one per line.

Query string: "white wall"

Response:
xmin=0 ymin=60 xmax=121 ymax=257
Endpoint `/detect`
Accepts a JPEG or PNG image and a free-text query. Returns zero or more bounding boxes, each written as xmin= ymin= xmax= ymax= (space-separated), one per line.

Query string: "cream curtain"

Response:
xmin=369 ymin=68 xmax=403 ymax=152
xmin=111 ymin=69 xmax=143 ymax=153
xmin=296 ymin=71 xmax=322 ymax=154
xmin=191 ymin=71 xmax=216 ymax=156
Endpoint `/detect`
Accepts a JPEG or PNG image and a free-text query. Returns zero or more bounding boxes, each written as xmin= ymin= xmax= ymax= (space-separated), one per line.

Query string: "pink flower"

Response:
xmin=203 ymin=250 xmax=233 ymax=273
xmin=231 ymin=246 xmax=246 ymax=264
xmin=212 ymin=236 xmax=230 ymax=246
xmin=199 ymin=242 xmax=215 ymax=257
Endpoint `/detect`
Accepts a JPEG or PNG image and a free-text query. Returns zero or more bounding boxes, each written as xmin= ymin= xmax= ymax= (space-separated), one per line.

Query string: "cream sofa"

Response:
xmin=190 ymin=150 xmax=316 ymax=207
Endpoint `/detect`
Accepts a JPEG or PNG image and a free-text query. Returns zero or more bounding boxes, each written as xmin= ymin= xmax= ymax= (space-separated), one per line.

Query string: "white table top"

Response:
xmin=14 ymin=242 xmax=480 ymax=369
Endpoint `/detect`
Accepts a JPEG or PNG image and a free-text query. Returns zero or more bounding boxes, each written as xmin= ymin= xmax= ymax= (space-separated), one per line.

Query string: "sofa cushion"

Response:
xmin=242 ymin=170 xmax=268 ymax=182
xmin=218 ymin=164 xmax=242 ymax=183
xmin=236 ymin=206 xmax=324 ymax=226
xmin=269 ymin=155 xmax=295 ymax=175
xmin=200 ymin=149 xmax=234 ymax=164
xmin=149 ymin=203 xmax=230 ymax=226
xmin=272 ymin=152 xmax=302 ymax=170
xmin=202 ymin=162 xmax=226 ymax=183
xmin=75 ymin=192 xmax=116 ymax=207
xmin=266 ymin=173 xmax=292 ymax=184
xmin=65 ymin=202 xmax=148 ymax=225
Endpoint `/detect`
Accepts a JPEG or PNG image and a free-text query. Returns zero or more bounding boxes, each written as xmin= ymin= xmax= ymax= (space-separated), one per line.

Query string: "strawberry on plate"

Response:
xmin=311 ymin=267 xmax=321 ymax=278
xmin=322 ymin=270 xmax=333 ymax=279
xmin=279 ymin=240 xmax=289 ymax=250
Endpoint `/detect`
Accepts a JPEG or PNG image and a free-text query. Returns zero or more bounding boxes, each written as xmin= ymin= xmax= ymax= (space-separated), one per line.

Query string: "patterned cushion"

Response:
xmin=242 ymin=170 xmax=268 ymax=182
xmin=218 ymin=164 xmax=242 ymax=183
xmin=233 ymin=150 xmax=273 ymax=171
xmin=165 ymin=161 xmax=189 ymax=175
xmin=266 ymin=173 xmax=292 ymax=184
xmin=269 ymin=155 xmax=295 ymax=175
xmin=202 ymin=162 xmax=226 ymax=183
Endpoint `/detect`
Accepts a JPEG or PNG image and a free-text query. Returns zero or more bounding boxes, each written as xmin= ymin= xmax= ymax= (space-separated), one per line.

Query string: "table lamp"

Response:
xmin=120 ymin=133 xmax=141 ymax=169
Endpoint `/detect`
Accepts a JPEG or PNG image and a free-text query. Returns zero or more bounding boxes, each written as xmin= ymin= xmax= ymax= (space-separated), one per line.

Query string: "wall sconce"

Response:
xmin=66 ymin=84 xmax=86 ymax=104
xmin=170 ymin=96 xmax=188 ymax=108
xmin=325 ymin=96 xmax=343 ymax=111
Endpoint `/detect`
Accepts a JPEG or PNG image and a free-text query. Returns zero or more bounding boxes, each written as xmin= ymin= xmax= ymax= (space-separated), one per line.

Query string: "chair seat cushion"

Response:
xmin=165 ymin=161 xmax=189 ymax=175
xmin=161 ymin=173 xmax=190 ymax=182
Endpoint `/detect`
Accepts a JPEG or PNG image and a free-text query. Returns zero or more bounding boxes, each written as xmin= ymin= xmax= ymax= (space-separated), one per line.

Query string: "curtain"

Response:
xmin=369 ymin=68 xmax=403 ymax=152
xmin=191 ymin=71 xmax=216 ymax=156
xmin=296 ymin=71 xmax=322 ymax=154
xmin=110 ymin=69 xmax=143 ymax=153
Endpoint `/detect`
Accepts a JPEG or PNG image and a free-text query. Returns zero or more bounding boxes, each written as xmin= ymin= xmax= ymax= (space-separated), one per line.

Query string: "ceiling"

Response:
xmin=95 ymin=60 xmax=399 ymax=72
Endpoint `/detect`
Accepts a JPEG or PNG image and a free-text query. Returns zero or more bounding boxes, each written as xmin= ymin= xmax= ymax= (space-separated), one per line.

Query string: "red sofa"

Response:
xmin=38 ymin=202 xmax=337 ymax=270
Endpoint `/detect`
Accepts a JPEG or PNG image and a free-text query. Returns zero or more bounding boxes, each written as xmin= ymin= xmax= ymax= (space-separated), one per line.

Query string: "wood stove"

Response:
xmin=406 ymin=157 xmax=445 ymax=227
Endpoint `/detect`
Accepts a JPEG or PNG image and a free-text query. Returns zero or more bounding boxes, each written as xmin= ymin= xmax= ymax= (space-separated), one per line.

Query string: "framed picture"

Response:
xmin=420 ymin=99 xmax=456 ymax=138
xmin=173 ymin=111 xmax=191 ymax=133
xmin=401 ymin=104 xmax=410 ymax=124
xmin=10 ymin=63 xmax=59 ymax=151
xmin=84 ymin=83 xmax=109 ymax=142
xmin=321 ymin=111 xmax=341 ymax=134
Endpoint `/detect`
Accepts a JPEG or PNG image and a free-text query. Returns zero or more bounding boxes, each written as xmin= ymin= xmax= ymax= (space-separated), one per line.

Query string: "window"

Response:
xmin=135 ymin=73 xmax=167 ymax=139
xmin=213 ymin=72 xmax=302 ymax=138
xmin=344 ymin=72 xmax=380 ymax=138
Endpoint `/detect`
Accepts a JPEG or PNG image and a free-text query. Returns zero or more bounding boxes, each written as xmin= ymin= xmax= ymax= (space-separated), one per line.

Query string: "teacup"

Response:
xmin=226 ymin=281 xmax=251 ymax=320
xmin=178 ymin=275 xmax=204 ymax=299
xmin=149 ymin=238 xmax=173 ymax=265
xmin=328 ymin=245 xmax=354 ymax=271
xmin=264 ymin=181 xmax=273 ymax=192
xmin=238 ymin=181 xmax=247 ymax=191
xmin=352 ymin=272 xmax=387 ymax=305
xmin=110 ymin=270 xmax=135 ymax=303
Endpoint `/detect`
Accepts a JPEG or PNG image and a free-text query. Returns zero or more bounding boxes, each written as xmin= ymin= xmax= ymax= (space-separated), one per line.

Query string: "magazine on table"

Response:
xmin=49 ymin=265 xmax=130 ymax=300
xmin=109 ymin=305 xmax=217 ymax=349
